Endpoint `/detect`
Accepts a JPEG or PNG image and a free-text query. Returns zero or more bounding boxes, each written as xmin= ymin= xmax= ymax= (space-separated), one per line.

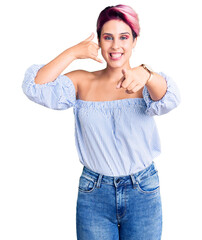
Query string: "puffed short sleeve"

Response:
xmin=143 ymin=72 xmax=181 ymax=116
xmin=22 ymin=64 xmax=76 ymax=110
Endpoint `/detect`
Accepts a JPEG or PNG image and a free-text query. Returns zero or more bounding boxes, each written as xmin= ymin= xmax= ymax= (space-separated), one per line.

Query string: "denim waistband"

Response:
xmin=81 ymin=161 xmax=157 ymax=188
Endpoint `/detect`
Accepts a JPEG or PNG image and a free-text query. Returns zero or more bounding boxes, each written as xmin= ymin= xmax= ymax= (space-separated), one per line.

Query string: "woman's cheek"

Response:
xmin=101 ymin=49 xmax=108 ymax=61
xmin=125 ymin=48 xmax=132 ymax=58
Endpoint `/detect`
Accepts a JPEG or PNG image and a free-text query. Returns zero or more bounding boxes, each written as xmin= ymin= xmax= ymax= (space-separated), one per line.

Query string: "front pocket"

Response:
xmin=78 ymin=175 xmax=96 ymax=193
xmin=137 ymin=170 xmax=160 ymax=194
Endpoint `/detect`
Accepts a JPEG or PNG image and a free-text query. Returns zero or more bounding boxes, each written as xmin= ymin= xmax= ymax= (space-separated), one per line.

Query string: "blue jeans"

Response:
xmin=76 ymin=161 xmax=162 ymax=240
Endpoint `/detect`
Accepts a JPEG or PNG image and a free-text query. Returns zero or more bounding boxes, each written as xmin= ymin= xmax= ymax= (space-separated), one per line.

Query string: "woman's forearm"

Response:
xmin=145 ymin=72 xmax=167 ymax=101
xmin=34 ymin=47 xmax=77 ymax=84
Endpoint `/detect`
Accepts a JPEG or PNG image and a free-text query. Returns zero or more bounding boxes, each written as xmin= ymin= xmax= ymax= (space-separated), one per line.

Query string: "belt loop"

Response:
xmin=130 ymin=174 xmax=137 ymax=189
xmin=96 ymin=174 xmax=103 ymax=188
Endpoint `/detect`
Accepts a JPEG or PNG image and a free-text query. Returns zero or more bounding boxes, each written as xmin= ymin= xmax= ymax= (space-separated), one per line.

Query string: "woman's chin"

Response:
xmin=106 ymin=61 xmax=128 ymax=69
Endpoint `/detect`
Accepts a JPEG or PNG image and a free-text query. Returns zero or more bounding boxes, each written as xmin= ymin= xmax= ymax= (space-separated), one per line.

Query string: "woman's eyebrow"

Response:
xmin=103 ymin=32 xmax=130 ymax=35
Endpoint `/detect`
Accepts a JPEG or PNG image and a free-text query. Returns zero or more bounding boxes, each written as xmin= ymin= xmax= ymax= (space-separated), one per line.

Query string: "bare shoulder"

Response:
xmin=64 ymin=69 xmax=101 ymax=99
xmin=64 ymin=70 xmax=89 ymax=99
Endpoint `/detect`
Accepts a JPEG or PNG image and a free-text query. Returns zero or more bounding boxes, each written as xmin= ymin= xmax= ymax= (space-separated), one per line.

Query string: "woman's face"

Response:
xmin=98 ymin=19 xmax=137 ymax=69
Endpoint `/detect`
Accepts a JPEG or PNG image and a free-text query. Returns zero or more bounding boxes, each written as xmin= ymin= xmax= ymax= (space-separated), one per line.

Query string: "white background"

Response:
xmin=1 ymin=0 xmax=201 ymax=239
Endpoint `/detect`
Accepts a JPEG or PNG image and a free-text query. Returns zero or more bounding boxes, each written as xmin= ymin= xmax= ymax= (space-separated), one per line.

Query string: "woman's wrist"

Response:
xmin=139 ymin=64 xmax=154 ymax=86
xmin=65 ymin=47 xmax=78 ymax=61
xmin=137 ymin=65 xmax=151 ymax=86
xmin=145 ymin=72 xmax=154 ymax=86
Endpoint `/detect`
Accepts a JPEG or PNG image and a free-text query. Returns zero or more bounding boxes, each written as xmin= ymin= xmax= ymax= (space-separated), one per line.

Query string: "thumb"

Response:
xmin=85 ymin=32 xmax=94 ymax=41
xmin=122 ymin=68 xmax=128 ymax=77
xmin=116 ymin=76 xmax=125 ymax=89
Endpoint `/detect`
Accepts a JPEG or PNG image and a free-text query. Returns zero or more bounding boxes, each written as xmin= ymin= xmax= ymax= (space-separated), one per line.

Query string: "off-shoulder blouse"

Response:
xmin=22 ymin=64 xmax=181 ymax=177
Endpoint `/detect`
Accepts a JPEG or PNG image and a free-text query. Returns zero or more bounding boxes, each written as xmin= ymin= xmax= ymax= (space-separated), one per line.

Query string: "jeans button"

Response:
xmin=116 ymin=179 xmax=120 ymax=183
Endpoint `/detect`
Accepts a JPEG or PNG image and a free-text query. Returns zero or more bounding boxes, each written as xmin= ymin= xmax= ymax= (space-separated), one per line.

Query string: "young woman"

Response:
xmin=22 ymin=4 xmax=181 ymax=240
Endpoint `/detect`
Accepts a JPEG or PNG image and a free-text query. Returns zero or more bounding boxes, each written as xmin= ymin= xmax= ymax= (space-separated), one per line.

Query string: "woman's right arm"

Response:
xmin=34 ymin=48 xmax=77 ymax=85
xmin=22 ymin=33 xmax=102 ymax=110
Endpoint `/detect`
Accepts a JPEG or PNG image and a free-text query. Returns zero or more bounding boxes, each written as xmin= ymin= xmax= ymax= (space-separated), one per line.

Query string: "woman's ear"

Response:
xmin=132 ymin=37 xmax=138 ymax=49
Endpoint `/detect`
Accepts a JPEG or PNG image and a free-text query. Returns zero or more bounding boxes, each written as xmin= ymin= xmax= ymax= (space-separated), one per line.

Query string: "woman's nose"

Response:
xmin=111 ymin=39 xmax=120 ymax=49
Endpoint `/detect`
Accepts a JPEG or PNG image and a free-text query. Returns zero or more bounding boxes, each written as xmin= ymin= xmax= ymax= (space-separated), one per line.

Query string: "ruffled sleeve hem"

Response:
xmin=143 ymin=72 xmax=181 ymax=116
xmin=22 ymin=64 xmax=76 ymax=110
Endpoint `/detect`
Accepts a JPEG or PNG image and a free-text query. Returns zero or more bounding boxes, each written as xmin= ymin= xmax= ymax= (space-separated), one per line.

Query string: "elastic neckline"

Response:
xmin=75 ymin=97 xmax=146 ymax=108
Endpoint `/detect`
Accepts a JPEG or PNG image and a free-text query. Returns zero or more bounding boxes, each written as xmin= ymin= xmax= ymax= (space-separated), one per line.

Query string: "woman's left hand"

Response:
xmin=116 ymin=66 xmax=149 ymax=94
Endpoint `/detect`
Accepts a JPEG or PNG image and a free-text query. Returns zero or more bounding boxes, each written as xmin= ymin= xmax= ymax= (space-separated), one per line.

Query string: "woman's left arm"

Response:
xmin=142 ymin=69 xmax=181 ymax=116
xmin=116 ymin=66 xmax=181 ymax=116
xmin=144 ymin=71 xmax=167 ymax=101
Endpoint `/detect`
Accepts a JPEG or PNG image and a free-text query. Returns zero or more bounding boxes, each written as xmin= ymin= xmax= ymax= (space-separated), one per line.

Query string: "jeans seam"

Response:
xmin=117 ymin=184 xmax=127 ymax=219
xmin=78 ymin=181 xmax=96 ymax=193
xmin=136 ymin=183 xmax=160 ymax=194
xmin=81 ymin=174 xmax=96 ymax=182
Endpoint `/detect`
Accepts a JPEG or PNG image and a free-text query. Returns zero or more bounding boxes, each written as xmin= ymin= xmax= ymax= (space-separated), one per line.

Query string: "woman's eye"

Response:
xmin=104 ymin=36 xmax=113 ymax=40
xmin=103 ymin=36 xmax=129 ymax=40
xmin=121 ymin=36 xmax=128 ymax=40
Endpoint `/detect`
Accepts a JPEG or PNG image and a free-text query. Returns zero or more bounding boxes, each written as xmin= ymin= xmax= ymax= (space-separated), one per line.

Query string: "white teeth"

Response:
xmin=110 ymin=53 xmax=122 ymax=58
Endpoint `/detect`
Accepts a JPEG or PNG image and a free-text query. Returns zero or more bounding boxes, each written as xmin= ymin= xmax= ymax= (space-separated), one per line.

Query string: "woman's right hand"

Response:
xmin=71 ymin=32 xmax=103 ymax=63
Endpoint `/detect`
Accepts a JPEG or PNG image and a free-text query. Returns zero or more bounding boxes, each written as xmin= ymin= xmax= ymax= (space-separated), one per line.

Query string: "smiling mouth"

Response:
xmin=109 ymin=53 xmax=124 ymax=60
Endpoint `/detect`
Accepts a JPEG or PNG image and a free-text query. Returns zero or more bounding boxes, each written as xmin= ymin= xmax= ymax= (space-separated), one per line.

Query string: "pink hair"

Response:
xmin=96 ymin=4 xmax=140 ymax=41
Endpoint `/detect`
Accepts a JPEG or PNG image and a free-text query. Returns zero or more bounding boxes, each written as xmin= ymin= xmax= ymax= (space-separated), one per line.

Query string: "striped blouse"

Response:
xmin=22 ymin=64 xmax=181 ymax=177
